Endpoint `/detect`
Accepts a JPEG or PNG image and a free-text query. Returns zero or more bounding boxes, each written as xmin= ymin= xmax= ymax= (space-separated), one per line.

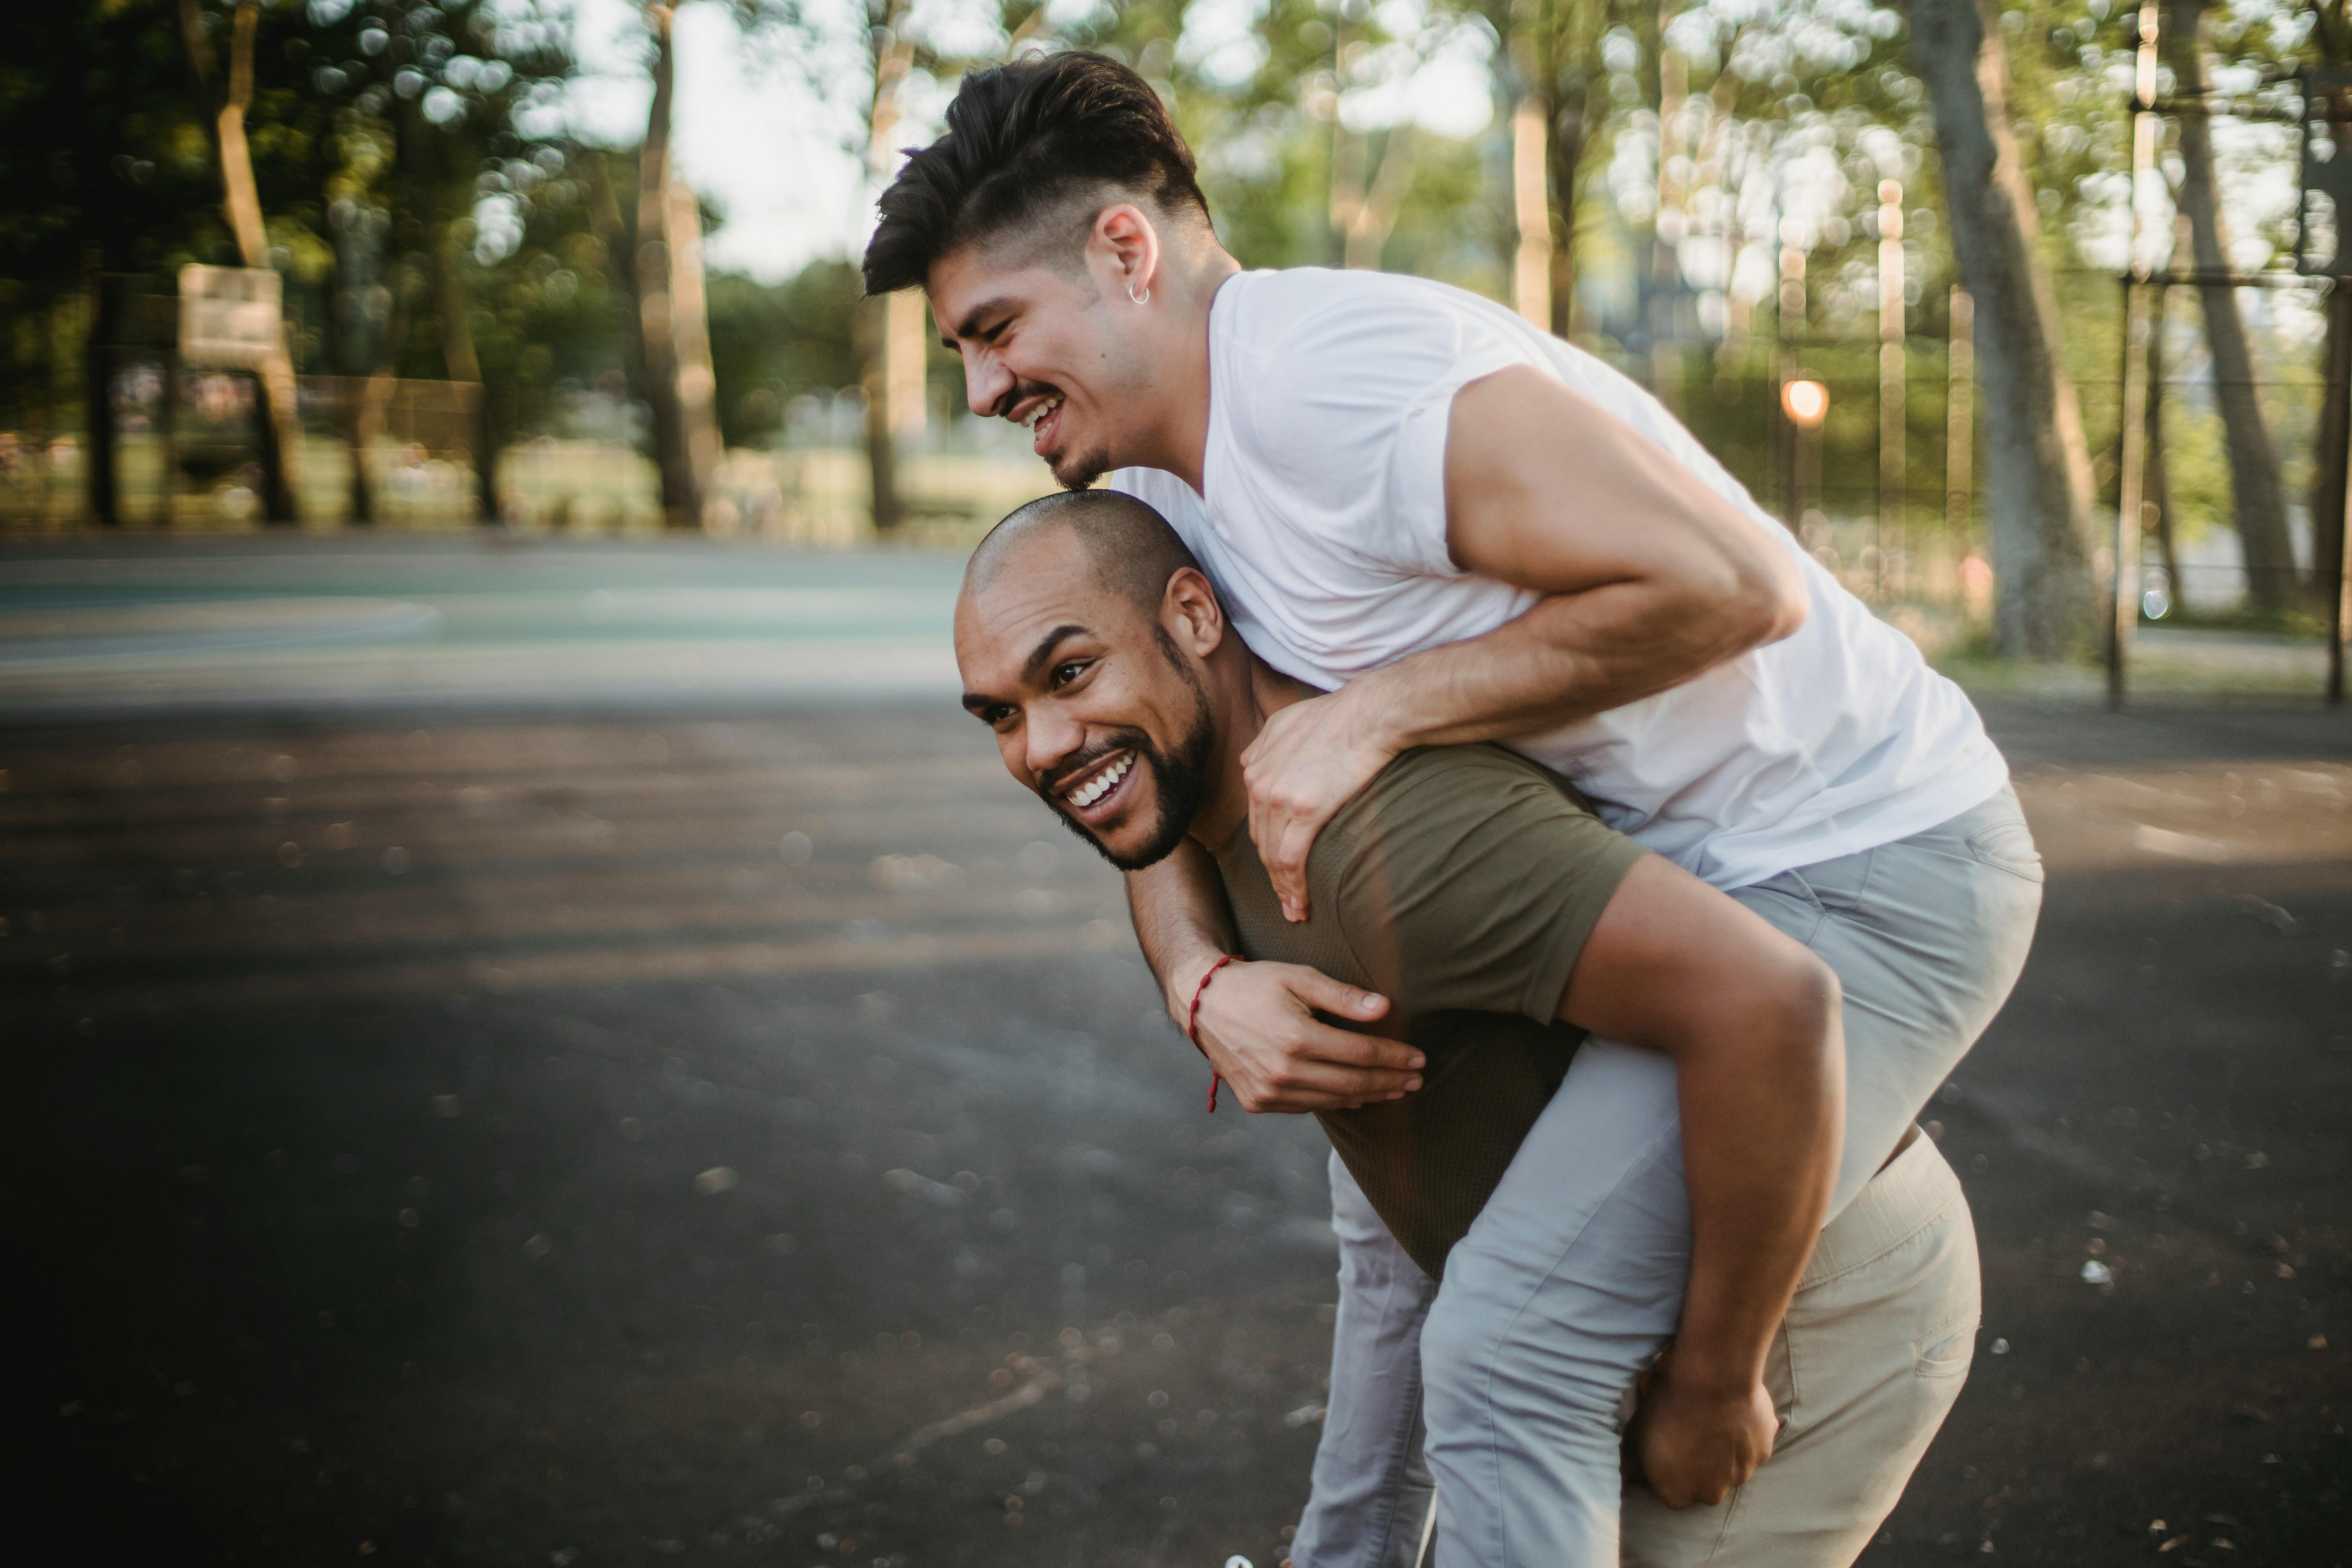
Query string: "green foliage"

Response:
xmin=0 ymin=0 xmax=606 ymax=448
xmin=5 ymin=0 xmax=2335 ymax=584
xmin=706 ymin=261 xmax=862 ymax=446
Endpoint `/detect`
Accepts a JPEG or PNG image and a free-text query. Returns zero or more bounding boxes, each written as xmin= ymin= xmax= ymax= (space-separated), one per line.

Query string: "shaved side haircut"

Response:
xmin=862 ymin=52 xmax=1210 ymax=296
xmin=968 ymin=490 xmax=1205 ymax=618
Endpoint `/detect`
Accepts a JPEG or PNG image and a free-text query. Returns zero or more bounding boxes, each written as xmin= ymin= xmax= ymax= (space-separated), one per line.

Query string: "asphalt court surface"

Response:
xmin=2 ymin=535 xmax=2348 ymax=1566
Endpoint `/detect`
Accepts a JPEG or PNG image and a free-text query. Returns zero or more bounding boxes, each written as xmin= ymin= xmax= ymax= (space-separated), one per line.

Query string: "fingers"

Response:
xmin=1281 ymin=967 xmax=1395 ymax=1029
xmin=1220 ymin=1057 xmax=1424 ymax=1114
xmin=1268 ymin=1016 xmax=1420 ymax=1077
xmin=1239 ymin=708 xmax=1341 ymax=923
xmin=1265 ymin=813 xmax=1324 ymax=922
xmin=1201 ymin=1016 xmax=1422 ymax=1105
xmin=1187 ymin=960 xmax=1418 ymax=1112
xmin=1245 ymin=789 xmax=1334 ymax=923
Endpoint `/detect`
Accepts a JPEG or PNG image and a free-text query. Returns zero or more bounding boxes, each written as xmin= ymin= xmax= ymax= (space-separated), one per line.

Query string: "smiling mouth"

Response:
xmin=1057 ymin=750 xmax=1134 ymax=819
xmin=1018 ymin=394 xmax=1064 ymax=455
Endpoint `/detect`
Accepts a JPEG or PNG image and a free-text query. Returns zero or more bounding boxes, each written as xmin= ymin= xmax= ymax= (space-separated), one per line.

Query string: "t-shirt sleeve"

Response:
xmin=1222 ymin=281 xmax=1529 ymax=580
xmin=1317 ymin=748 xmax=1648 ymax=1024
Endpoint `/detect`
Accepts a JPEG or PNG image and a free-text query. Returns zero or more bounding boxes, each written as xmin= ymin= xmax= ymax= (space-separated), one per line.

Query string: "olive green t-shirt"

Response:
xmin=1209 ymin=743 xmax=1648 ymax=1279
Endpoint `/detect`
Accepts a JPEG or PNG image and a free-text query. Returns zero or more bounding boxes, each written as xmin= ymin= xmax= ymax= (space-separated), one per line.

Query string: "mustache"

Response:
xmin=1037 ymin=733 xmax=1145 ymax=800
xmin=992 ymin=378 xmax=1062 ymax=421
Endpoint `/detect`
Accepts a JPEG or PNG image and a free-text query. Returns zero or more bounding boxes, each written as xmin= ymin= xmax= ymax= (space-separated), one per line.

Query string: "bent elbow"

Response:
xmin=1684 ymin=542 xmax=1807 ymax=664
xmin=1738 ymin=547 xmax=1809 ymax=648
xmin=1759 ymin=573 xmax=1808 ymax=645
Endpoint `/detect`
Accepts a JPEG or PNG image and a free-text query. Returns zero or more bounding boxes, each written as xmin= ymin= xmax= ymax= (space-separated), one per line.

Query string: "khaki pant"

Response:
xmin=1301 ymin=1131 xmax=1979 ymax=1568
xmin=1294 ymin=789 xmax=2035 ymax=1568
xmin=1620 ymin=1130 xmax=1980 ymax=1566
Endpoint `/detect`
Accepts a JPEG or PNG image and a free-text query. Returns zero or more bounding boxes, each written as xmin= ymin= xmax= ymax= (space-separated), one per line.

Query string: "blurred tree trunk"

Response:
xmin=350 ymin=260 xmax=414 ymax=527
xmin=322 ymin=214 xmax=375 ymax=526
xmin=1334 ymin=126 xmax=1418 ymax=270
xmin=2305 ymin=5 xmax=2352 ymax=606
xmin=2317 ymin=283 xmax=2352 ymax=608
xmin=1541 ymin=31 xmax=1607 ymax=339
xmin=1650 ymin=0 xmax=1686 ymax=402
xmin=1501 ymin=0 xmax=1608 ymax=338
xmin=637 ymin=4 xmax=722 ymax=530
xmin=666 ymin=180 xmax=724 ymax=504
xmin=2145 ymin=283 xmax=2182 ymax=594
xmin=1330 ymin=7 xmax=1419 ymax=272
xmin=84 ymin=261 xmax=121 ymax=527
xmin=397 ymin=92 xmax=495 ymax=523
xmin=2167 ymin=0 xmax=2296 ymax=609
xmin=433 ymin=221 xmax=496 ymax=523
xmin=860 ymin=0 xmax=916 ymax=531
xmin=2138 ymin=285 xmax=2185 ymax=601
xmin=177 ymin=0 xmax=303 ymax=524
xmin=1899 ymin=0 xmax=2095 ymax=657
xmin=857 ymin=298 xmax=901 ymax=531
xmin=1509 ymin=92 xmax=1551 ymax=327
xmin=584 ymin=149 xmax=652 ymax=452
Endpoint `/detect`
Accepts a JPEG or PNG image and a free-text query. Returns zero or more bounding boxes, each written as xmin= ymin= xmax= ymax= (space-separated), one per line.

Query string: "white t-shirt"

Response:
xmin=1113 ymin=267 xmax=2007 ymax=891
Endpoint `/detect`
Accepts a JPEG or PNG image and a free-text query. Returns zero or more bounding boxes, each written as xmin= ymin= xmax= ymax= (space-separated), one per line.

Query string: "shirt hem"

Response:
xmin=1700 ymin=753 xmax=2012 ymax=892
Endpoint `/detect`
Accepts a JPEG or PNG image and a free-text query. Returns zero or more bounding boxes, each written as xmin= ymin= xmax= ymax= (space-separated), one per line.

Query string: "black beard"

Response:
xmin=1044 ymin=629 xmax=1216 ymax=872
xmin=1052 ymin=447 xmax=1111 ymax=493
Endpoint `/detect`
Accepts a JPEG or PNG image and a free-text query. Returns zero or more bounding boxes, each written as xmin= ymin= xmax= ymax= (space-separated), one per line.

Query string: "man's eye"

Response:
xmin=1051 ymin=661 xmax=1087 ymax=686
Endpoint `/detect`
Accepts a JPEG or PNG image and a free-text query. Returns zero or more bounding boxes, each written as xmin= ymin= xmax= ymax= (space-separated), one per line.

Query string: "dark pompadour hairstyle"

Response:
xmin=861 ymin=51 xmax=1211 ymax=296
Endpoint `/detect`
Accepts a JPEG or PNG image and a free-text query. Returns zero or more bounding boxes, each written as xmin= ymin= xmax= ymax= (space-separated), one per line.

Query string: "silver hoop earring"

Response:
xmin=1128 ymin=281 xmax=1151 ymax=305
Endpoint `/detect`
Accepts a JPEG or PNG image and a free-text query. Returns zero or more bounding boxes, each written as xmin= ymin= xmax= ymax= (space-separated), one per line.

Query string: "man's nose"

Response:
xmin=965 ymin=352 xmax=1011 ymax=419
xmin=1024 ymin=706 xmax=1085 ymax=788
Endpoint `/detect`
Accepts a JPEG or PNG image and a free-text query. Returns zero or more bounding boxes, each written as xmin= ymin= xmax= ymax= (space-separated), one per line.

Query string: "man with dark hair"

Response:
xmin=879 ymin=51 xmax=2042 ymax=1566
xmin=955 ymin=493 xmax=1983 ymax=1568
xmin=864 ymin=52 xmax=1211 ymax=310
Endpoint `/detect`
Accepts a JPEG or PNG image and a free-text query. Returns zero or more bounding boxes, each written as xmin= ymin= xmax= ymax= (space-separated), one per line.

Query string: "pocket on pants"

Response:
xmin=1915 ymin=1326 xmax=1975 ymax=1379
xmin=1965 ymin=818 xmax=2044 ymax=883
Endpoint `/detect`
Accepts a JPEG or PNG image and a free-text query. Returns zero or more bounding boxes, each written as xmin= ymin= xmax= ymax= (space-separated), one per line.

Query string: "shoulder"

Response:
xmin=1368 ymin=743 xmax=1595 ymax=813
xmin=1317 ymin=745 xmax=1598 ymax=870
xmin=1224 ymin=271 xmax=1523 ymax=392
xmin=1310 ymin=744 xmax=1647 ymax=1021
xmin=1216 ymin=275 xmax=1540 ymax=506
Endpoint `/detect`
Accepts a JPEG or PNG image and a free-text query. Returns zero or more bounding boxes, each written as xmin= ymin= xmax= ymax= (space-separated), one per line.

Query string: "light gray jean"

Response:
xmin=1290 ymin=785 xmax=2045 ymax=1568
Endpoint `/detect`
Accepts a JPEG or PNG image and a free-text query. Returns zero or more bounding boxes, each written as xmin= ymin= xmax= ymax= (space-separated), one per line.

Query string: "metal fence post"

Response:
xmin=2111 ymin=0 xmax=2163 ymax=710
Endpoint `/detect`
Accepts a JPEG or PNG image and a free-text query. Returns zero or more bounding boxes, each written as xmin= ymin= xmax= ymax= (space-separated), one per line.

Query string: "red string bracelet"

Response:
xmin=1185 ymin=954 xmax=1238 ymax=1113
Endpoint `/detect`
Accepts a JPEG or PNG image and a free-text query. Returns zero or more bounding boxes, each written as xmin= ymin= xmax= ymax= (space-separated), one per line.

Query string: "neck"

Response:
xmin=1131 ymin=243 xmax=1241 ymax=493
xmin=1187 ymin=655 xmax=1315 ymax=849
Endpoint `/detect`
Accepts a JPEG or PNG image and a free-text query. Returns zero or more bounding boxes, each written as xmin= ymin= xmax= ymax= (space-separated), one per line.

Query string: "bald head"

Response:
xmin=966 ymin=489 xmax=1204 ymax=616
xmin=955 ymin=487 xmax=1253 ymax=872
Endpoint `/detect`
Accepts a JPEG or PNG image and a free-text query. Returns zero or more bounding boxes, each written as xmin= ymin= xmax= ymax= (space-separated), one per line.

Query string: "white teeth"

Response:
xmin=1025 ymin=396 xmax=1062 ymax=432
xmin=1070 ymin=754 xmax=1130 ymax=808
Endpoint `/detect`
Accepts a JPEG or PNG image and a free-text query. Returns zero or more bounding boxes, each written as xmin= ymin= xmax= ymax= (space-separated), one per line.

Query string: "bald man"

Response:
xmin=954 ymin=490 xmax=1982 ymax=1568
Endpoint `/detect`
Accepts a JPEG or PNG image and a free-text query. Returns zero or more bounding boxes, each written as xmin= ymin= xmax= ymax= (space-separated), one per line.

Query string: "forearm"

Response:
xmin=1669 ymin=981 xmax=1844 ymax=1393
xmin=1124 ymin=839 xmax=1240 ymax=1018
xmin=1338 ymin=581 xmax=1778 ymax=756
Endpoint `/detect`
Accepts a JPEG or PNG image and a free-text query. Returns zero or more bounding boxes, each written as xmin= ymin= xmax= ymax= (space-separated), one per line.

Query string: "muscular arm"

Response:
xmin=1560 ymin=854 xmax=1844 ymax=1507
xmin=1242 ymin=365 xmax=1810 ymax=919
xmin=1124 ymin=843 xmax=1421 ymax=1114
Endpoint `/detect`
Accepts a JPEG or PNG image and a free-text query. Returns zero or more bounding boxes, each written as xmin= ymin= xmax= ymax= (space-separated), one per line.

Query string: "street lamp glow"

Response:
xmin=1782 ymin=378 xmax=1830 ymax=428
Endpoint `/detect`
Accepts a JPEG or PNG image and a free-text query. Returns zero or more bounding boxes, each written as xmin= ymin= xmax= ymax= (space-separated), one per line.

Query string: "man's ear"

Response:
xmin=1161 ymin=567 xmax=1225 ymax=657
xmin=1091 ymin=204 xmax=1162 ymax=302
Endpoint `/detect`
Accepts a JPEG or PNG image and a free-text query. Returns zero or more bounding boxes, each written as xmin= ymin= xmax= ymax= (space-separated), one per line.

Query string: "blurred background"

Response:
xmin=3 ymin=0 xmax=2350 ymax=1564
